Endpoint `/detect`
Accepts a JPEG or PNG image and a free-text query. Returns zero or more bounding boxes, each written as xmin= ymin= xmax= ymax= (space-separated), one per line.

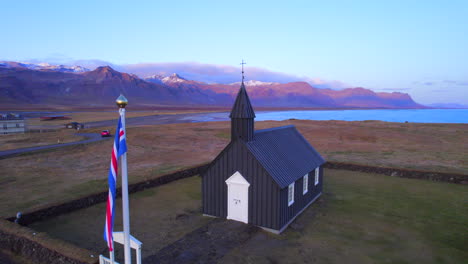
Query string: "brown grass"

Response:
xmin=284 ymin=120 xmax=468 ymax=174
xmin=0 ymin=120 xmax=466 ymax=218
xmin=26 ymin=110 xmax=216 ymax=128
xmin=0 ymin=130 xmax=86 ymax=151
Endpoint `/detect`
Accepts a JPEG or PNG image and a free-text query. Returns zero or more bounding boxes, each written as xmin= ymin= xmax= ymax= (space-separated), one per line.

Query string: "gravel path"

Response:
xmin=143 ymin=219 xmax=259 ymax=264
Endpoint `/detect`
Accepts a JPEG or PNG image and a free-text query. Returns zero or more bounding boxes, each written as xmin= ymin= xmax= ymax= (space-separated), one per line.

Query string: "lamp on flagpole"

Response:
xmin=116 ymin=94 xmax=131 ymax=264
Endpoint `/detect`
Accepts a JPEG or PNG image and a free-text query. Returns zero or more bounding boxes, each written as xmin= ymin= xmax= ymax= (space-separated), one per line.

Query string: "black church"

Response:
xmin=202 ymin=79 xmax=325 ymax=234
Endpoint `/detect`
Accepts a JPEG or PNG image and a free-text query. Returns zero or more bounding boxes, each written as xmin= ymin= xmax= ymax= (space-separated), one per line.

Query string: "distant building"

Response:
xmin=0 ymin=113 xmax=26 ymax=135
xmin=65 ymin=122 xmax=85 ymax=130
xmin=202 ymin=79 xmax=325 ymax=234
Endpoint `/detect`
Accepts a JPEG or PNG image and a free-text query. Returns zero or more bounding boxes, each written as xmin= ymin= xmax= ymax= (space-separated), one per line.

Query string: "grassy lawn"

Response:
xmin=30 ymin=176 xmax=211 ymax=260
xmin=30 ymin=169 xmax=468 ymax=263
xmin=0 ymin=122 xmax=227 ymax=218
xmin=222 ymin=169 xmax=468 ymax=264
xmin=0 ymin=120 xmax=466 ymax=218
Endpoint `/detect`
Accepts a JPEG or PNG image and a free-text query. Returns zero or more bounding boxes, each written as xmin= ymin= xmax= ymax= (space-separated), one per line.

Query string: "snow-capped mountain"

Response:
xmin=162 ymin=73 xmax=187 ymax=83
xmin=0 ymin=61 xmax=425 ymax=109
xmin=0 ymin=61 xmax=90 ymax=73
xmin=145 ymin=73 xmax=191 ymax=84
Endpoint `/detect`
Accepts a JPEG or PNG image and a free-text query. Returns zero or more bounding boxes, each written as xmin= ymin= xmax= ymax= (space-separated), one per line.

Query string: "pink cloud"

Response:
xmin=36 ymin=58 xmax=350 ymax=89
xmin=119 ymin=62 xmax=348 ymax=89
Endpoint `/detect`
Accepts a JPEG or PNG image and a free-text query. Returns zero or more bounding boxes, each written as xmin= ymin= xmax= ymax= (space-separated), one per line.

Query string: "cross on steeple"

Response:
xmin=230 ymin=59 xmax=255 ymax=141
xmin=240 ymin=60 xmax=246 ymax=82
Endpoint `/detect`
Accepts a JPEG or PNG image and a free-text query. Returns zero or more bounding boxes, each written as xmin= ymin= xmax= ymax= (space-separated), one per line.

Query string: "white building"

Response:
xmin=0 ymin=113 xmax=26 ymax=135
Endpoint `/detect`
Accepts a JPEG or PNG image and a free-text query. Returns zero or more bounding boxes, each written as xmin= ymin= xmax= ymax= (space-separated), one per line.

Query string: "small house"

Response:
xmin=202 ymin=80 xmax=325 ymax=233
xmin=0 ymin=113 xmax=26 ymax=135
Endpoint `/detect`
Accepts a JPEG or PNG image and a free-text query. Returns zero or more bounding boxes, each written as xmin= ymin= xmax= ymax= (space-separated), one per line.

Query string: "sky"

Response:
xmin=1 ymin=0 xmax=467 ymax=105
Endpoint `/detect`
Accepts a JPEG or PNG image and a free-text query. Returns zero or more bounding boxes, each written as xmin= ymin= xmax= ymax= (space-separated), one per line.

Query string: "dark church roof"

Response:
xmin=229 ymin=82 xmax=256 ymax=118
xmin=246 ymin=125 xmax=325 ymax=188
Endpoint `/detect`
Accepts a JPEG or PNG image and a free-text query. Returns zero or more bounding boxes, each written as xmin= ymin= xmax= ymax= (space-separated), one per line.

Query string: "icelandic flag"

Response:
xmin=104 ymin=117 xmax=127 ymax=251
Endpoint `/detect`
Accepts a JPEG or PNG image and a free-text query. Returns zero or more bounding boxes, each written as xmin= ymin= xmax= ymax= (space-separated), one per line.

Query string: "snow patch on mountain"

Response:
xmin=162 ymin=73 xmax=187 ymax=83
xmin=145 ymin=74 xmax=165 ymax=79
xmin=144 ymin=73 xmax=189 ymax=84
xmin=0 ymin=61 xmax=90 ymax=73
xmin=230 ymin=80 xmax=279 ymax=86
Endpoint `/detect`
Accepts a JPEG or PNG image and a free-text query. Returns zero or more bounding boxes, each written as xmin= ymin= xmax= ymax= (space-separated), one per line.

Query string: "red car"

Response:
xmin=101 ymin=130 xmax=111 ymax=137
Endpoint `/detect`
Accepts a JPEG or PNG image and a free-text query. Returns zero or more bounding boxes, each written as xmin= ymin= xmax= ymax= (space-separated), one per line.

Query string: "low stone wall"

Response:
xmin=323 ymin=162 xmax=468 ymax=184
xmin=7 ymin=161 xmax=467 ymax=226
xmin=2 ymin=161 xmax=466 ymax=264
xmin=8 ymin=163 xmax=210 ymax=225
xmin=0 ymin=219 xmax=98 ymax=264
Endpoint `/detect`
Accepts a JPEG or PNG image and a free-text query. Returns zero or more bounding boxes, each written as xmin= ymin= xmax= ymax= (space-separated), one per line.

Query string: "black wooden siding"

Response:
xmin=279 ymin=166 xmax=323 ymax=228
xmin=231 ymin=118 xmax=254 ymax=141
xmin=202 ymin=140 xmax=281 ymax=230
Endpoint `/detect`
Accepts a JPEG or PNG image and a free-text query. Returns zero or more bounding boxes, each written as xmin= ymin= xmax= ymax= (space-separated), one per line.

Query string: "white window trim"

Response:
xmin=288 ymin=183 xmax=294 ymax=206
xmin=303 ymin=174 xmax=308 ymax=194
xmin=315 ymin=167 xmax=320 ymax=185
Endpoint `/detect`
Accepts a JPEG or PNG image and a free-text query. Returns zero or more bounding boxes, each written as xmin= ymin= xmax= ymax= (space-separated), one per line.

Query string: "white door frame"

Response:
xmin=225 ymin=171 xmax=250 ymax=224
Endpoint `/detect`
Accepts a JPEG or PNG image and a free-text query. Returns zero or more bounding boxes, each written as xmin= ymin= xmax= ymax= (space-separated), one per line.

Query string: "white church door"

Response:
xmin=225 ymin=171 xmax=250 ymax=224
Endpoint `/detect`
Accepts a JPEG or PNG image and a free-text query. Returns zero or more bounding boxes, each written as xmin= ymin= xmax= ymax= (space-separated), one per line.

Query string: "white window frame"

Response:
xmin=288 ymin=182 xmax=294 ymax=206
xmin=315 ymin=167 xmax=320 ymax=185
xmin=303 ymin=174 xmax=308 ymax=194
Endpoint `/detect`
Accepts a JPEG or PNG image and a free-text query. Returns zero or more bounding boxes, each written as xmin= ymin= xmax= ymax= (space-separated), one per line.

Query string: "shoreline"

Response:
xmin=5 ymin=105 xmax=466 ymax=112
xmin=2 ymin=109 xmax=466 ymax=131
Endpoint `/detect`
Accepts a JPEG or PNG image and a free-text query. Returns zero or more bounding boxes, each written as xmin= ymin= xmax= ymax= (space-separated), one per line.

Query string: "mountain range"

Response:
xmin=0 ymin=61 xmax=424 ymax=109
xmin=0 ymin=61 xmax=89 ymax=73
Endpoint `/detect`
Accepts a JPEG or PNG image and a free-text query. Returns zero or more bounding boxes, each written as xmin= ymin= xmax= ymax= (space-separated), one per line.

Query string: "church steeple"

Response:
xmin=230 ymin=60 xmax=255 ymax=141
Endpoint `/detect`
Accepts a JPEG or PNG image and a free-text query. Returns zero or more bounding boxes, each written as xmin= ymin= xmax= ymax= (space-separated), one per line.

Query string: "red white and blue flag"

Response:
xmin=104 ymin=117 xmax=127 ymax=251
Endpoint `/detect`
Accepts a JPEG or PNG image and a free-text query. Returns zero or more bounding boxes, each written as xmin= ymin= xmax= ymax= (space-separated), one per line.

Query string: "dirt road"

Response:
xmin=0 ymin=133 xmax=109 ymax=159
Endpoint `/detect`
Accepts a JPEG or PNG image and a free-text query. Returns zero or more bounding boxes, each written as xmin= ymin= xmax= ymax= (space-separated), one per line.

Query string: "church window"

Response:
xmin=303 ymin=174 xmax=308 ymax=194
xmin=315 ymin=167 xmax=320 ymax=185
xmin=288 ymin=182 xmax=294 ymax=206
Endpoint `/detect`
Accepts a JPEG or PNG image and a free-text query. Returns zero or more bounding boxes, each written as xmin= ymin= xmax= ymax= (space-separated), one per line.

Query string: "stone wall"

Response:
xmin=7 ymin=162 xmax=467 ymax=226
xmin=1 ymin=161 xmax=466 ymax=264
xmin=323 ymin=162 xmax=468 ymax=184
xmin=7 ymin=163 xmax=210 ymax=225
xmin=0 ymin=219 xmax=97 ymax=264
xmin=1 ymin=164 xmax=209 ymax=264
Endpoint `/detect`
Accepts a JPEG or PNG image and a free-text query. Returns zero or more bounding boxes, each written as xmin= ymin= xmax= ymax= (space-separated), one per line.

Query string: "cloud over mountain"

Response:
xmin=118 ymin=62 xmax=349 ymax=90
xmin=5 ymin=59 xmax=354 ymax=90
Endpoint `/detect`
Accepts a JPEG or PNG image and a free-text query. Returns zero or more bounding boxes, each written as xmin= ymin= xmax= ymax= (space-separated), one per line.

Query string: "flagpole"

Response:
xmin=117 ymin=95 xmax=131 ymax=264
xmin=110 ymin=241 xmax=115 ymax=264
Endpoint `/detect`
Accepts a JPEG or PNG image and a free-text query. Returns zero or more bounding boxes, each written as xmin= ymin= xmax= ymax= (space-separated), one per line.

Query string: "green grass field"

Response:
xmin=30 ymin=176 xmax=211 ymax=260
xmin=31 ymin=169 xmax=468 ymax=264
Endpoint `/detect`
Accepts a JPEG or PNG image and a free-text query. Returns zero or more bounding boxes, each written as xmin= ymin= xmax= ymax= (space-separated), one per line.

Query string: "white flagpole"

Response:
xmin=110 ymin=241 xmax=115 ymax=264
xmin=117 ymin=95 xmax=131 ymax=264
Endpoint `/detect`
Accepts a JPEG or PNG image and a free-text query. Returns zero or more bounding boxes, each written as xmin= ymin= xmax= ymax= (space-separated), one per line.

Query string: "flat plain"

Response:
xmin=1 ymin=113 xmax=467 ymax=263
xmin=23 ymin=109 xmax=216 ymax=126
xmin=0 ymin=118 xmax=466 ymax=218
